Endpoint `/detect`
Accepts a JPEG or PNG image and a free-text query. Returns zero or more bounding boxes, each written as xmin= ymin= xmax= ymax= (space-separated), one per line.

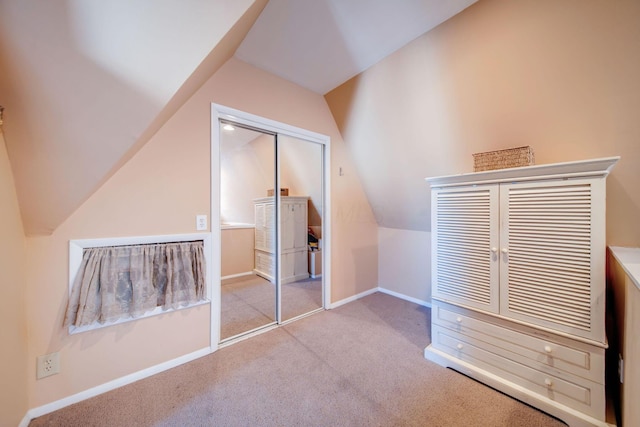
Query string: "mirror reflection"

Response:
xmin=279 ymin=135 xmax=323 ymax=322
xmin=219 ymin=123 xmax=324 ymax=342
xmin=220 ymin=124 xmax=276 ymax=340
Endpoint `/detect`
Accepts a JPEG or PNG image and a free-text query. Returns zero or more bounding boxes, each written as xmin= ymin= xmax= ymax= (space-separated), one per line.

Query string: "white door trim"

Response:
xmin=210 ymin=104 xmax=331 ymax=351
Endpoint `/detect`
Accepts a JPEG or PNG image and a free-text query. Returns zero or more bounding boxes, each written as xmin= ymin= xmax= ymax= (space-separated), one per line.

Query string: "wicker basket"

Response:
xmin=267 ymin=188 xmax=289 ymax=196
xmin=473 ymin=146 xmax=534 ymax=172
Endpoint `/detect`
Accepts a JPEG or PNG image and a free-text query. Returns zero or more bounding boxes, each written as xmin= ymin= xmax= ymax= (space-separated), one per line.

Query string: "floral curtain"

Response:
xmin=64 ymin=241 xmax=206 ymax=328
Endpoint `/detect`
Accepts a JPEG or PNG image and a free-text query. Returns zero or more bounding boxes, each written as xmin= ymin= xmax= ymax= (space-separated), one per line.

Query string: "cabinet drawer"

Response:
xmin=432 ymin=304 xmax=604 ymax=383
xmin=431 ymin=325 xmax=605 ymax=419
xmin=254 ymin=250 xmax=274 ymax=278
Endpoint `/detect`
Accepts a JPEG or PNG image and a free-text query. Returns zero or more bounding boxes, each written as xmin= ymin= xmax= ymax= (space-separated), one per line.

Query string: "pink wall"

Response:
xmin=221 ymin=132 xmax=324 ymax=227
xmin=221 ymin=133 xmax=273 ymax=224
xmin=326 ymin=0 xmax=640 ymax=303
xmin=202 ymin=58 xmax=379 ymax=303
xmin=24 ymin=57 xmax=378 ymax=409
xmin=221 ymin=228 xmax=255 ymax=277
xmin=326 ymin=0 xmax=640 ymax=246
xmin=0 ymin=131 xmax=28 ymax=426
xmin=0 ymin=0 xmax=264 ymax=236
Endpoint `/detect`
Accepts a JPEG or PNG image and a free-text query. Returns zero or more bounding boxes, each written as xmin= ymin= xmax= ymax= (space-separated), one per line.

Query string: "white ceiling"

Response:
xmin=0 ymin=0 xmax=477 ymax=235
xmin=236 ymin=0 xmax=478 ymax=94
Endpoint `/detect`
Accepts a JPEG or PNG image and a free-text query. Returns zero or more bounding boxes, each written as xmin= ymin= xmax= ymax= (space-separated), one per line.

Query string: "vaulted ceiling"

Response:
xmin=0 ymin=0 xmax=477 ymax=236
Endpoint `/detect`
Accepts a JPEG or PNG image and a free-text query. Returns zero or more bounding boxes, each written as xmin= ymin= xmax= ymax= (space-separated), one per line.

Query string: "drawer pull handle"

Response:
xmin=501 ymin=248 xmax=509 ymax=254
xmin=544 ymin=378 xmax=553 ymax=388
xmin=456 ymin=343 xmax=464 ymax=350
xmin=491 ymin=247 xmax=498 ymax=253
xmin=456 ymin=317 xmax=462 ymax=323
xmin=544 ymin=345 xmax=552 ymax=353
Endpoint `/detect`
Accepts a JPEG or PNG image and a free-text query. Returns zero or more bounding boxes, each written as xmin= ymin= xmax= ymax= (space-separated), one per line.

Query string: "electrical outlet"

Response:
xmin=196 ymin=215 xmax=207 ymax=231
xmin=37 ymin=352 xmax=60 ymax=379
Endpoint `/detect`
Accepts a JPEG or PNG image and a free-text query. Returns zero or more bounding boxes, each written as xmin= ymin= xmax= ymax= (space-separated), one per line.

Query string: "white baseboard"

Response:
xmin=21 ymin=347 xmax=211 ymax=426
xmin=221 ymin=271 xmax=253 ymax=281
xmin=377 ymin=287 xmax=431 ymax=308
xmin=18 ymin=412 xmax=31 ymax=427
xmin=329 ymin=287 xmax=378 ymax=309
xmin=20 ymin=287 xmax=430 ymax=426
xmin=329 ymin=287 xmax=432 ymax=310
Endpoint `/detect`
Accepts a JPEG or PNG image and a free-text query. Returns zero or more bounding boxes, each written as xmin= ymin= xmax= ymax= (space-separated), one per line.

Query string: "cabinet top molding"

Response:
xmin=254 ymin=196 xmax=310 ymax=203
xmin=426 ymin=156 xmax=619 ymax=187
xmin=609 ymin=246 xmax=640 ymax=292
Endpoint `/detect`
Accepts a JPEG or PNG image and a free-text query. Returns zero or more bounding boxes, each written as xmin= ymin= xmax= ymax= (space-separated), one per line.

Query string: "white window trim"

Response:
xmin=68 ymin=233 xmax=212 ymax=335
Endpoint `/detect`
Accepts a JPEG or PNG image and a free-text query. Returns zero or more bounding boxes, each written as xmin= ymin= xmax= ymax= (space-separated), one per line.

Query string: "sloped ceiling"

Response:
xmin=0 ymin=0 xmax=476 ymax=236
xmin=0 ymin=0 xmax=265 ymax=235
xmin=236 ymin=0 xmax=478 ymax=94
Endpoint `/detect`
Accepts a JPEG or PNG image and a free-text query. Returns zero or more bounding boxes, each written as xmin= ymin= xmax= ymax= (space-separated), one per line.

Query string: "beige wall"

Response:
xmin=378 ymin=228 xmax=431 ymax=303
xmin=279 ymin=135 xmax=324 ymax=227
xmin=206 ymin=58 xmax=378 ymax=303
xmin=221 ymin=228 xmax=255 ymax=277
xmin=24 ymin=56 xmax=378 ymax=409
xmin=0 ymin=0 xmax=265 ymax=236
xmin=221 ymin=133 xmax=274 ymax=224
xmin=0 ymin=131 xmax=28 ymax=426
xmin=25 ymin=82 xmax=213 ymax=407
xmin=221 ymin=133 xmax=323 ymax=227
xmin=326 ymin=0 xmax=640 ymax=301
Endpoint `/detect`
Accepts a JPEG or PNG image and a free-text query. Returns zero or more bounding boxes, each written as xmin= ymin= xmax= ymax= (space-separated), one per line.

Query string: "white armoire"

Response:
xmin=424 ymin=157 xmax=618 ymax=427
xmin=254 ymin=196 xmax=309 ymax=284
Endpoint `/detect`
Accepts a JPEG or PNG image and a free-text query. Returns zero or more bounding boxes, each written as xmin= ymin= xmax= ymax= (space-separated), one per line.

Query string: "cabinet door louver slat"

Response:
xmin=508 ymin=256 xmax=591 ymax=274
xmin=437 ymin=248 xmax=492 ymax=262
xmin=507 ymin=229 xmax=590 ymax=239
xmin=510 ymin=218 xmax=591 ymax=225
xmin=433 ymin=187 xmax=499 ymax=313
xmin=437 ymin=243 xmax=490 ymax=253
xmin=437 ymin=266 xmax=490 ymax=284
xmin=507 ymin=282 xmax=591 ymax=306
xmin=509 ymin=270 xmax=590 ymax=291
xmin=502 ymin=183 xmax=593 ymax=334
xmin=510 ymin=237 xmax=592 ymax=250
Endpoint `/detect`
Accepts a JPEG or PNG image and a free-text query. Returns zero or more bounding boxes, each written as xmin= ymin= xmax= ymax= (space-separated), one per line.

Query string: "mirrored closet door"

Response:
xmin=278 ymin=135 xmax=323 ymax=322
xmin=219 ymin=123 xmax=277 ymax=341
xmin=217 ymin=113 xmax=327 ymax=343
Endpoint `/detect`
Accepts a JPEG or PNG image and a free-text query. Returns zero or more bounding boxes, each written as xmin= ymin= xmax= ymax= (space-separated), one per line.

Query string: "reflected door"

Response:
xmin=219 ymin=123 xmax=276 ymax=341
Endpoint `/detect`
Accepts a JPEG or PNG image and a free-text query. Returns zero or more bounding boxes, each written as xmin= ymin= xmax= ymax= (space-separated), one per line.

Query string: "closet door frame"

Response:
xmin=210 ymin=104 xmax=331 ymax=349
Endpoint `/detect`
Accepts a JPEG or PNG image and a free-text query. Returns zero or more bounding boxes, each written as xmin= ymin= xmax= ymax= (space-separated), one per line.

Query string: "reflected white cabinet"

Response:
xmin=425 ymin=157 xmax=619 ymax=427
xmin=254 ymin=196 xmax=309 ymax=284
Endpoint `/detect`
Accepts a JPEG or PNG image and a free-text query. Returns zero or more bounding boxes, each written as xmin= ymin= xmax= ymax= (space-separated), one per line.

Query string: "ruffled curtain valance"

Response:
xmin=64 ymin=241 xmax=206 ymax=328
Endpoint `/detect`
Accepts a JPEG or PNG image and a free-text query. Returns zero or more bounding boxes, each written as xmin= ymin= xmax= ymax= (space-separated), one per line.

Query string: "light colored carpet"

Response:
xmin=221 ymin=274 xmax=322 ymax=340
xmin=30 ymin=293 xmax=566 ymax=426
xmin=281 ymin=276 xmax=322 ymax=321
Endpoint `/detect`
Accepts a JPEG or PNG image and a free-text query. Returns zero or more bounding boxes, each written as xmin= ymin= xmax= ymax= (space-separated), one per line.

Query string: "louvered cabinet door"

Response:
xmin=254 ymin=201 xmax=276 ymax=253
xmin=499 ymin=179 xmax=606 ymax=344
xmin=432 ymin=185 xmax=500 ymax=313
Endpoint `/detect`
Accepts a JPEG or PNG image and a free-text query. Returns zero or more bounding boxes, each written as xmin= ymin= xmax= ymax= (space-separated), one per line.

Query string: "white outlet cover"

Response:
xmin=36 ymin=352 xmax=60 ymax=379
xmin=196 ymin=215 xmax=207 ymax=231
